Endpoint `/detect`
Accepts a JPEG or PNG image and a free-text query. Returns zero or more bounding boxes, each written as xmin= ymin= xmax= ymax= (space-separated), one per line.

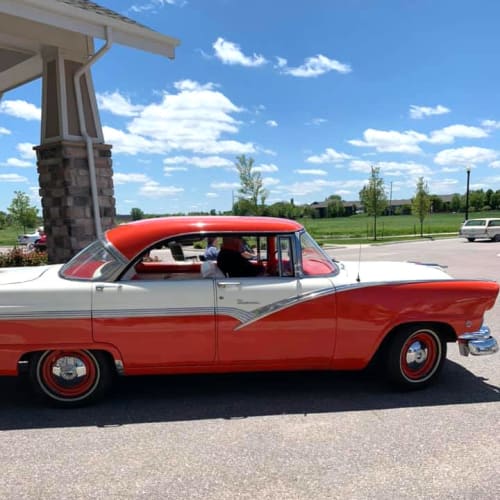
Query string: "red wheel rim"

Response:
xmin=400 ymin=331 xmax=440 ymax=381
xmin=38 ymin=350 xmax=98 ymax=399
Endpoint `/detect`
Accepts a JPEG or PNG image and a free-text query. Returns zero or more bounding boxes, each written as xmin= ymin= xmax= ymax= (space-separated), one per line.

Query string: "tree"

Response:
xmin=130 ymin=207 xmax=145 ymax=220
xmin=451 ymin=194 xmax=462 ymax=212
xmin=326 ymin=195 xmax=344 ymax=218
xmin=8 ymin=191 xmax=39 ymax=232
xmin=235 ymin=155 xmax=268 ymax=215
xmin=359 ymin=167 xmax=387 ymax=240
xmin=411 ymin=177 xmax=431 ymax=237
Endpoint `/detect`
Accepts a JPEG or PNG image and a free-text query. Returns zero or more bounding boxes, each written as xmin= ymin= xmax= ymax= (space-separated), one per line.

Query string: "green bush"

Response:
xmin=0 ymin=247 xmax=48 ymax=267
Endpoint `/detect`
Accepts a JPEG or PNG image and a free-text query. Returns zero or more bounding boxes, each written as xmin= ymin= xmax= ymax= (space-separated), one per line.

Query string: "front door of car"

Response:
xmin=92 ymin=278 xmax=216 ymax=367
xmin=215 ymin=275 xmax=335 ymax=367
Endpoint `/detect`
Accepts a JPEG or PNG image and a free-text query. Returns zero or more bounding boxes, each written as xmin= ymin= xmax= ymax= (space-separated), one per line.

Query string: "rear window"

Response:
xmin=464 ymin=219 xmax=486 ymax=226
xmin=487 ymin=219 xmax=500 ymax=227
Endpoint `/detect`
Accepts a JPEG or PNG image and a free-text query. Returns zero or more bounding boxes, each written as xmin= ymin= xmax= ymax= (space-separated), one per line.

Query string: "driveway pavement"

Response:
xmin=0 ymin=237 xmax=499 ymax=499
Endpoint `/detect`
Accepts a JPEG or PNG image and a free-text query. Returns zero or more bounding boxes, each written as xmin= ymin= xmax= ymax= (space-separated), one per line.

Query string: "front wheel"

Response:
xmin=385 ymin=325 xmax=446 ymax=389
xmin=467 ymin=237 xmax=475 ymax=242
xmin=29 ymin=350 xmax=113 ymax=407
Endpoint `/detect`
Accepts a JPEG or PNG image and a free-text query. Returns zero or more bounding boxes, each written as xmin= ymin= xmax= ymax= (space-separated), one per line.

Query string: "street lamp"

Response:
xmin=465 ymin=166 xmax=471 ymax=220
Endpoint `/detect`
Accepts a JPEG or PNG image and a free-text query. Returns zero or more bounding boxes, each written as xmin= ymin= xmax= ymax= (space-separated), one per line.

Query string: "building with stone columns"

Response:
xmin=0 ymin=0 xmax=179 ymax=262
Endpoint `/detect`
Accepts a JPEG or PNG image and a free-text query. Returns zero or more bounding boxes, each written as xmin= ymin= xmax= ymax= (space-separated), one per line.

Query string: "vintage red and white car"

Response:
xmin=0 ymin=216 xmax=498 ymax=407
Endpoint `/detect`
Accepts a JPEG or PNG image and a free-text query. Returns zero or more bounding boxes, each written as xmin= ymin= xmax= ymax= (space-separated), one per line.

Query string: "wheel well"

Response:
xmin=18 ymin=349 xmax=117 ymax=375
xmin=371 ymin=321 xmax=455 ymax=366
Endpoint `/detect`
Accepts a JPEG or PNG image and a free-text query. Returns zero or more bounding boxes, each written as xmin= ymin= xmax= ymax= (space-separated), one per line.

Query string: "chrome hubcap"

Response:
xmin=405 ymin=341 xmax=428 ymax=368
xmin=51 ymin=356 xmax=88 ymax=384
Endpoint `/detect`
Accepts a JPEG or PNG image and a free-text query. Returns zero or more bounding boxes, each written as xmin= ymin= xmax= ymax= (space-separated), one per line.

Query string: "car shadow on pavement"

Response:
xmin=0 ymin=359 xmax=498 ymax=431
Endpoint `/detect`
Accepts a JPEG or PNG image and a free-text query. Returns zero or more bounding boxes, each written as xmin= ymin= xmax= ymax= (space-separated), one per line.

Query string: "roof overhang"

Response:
xmin=0 ymin=0 xmax=180 ymax=94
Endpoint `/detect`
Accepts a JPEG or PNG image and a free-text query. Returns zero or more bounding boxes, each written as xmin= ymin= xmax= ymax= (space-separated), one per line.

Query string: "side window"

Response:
xmin=276 ymin=236 xmax=295 ymax=277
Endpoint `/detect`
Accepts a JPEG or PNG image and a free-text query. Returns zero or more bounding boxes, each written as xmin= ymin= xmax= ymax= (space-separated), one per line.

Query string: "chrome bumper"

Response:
xmin=458 ymin=325 xmax=499 ymax=356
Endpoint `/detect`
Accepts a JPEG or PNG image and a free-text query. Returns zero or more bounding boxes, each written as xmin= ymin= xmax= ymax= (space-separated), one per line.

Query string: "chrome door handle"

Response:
xmin=96 ymin=284 xmax=122 ymax=292
xmin=217 ymin=281 xmax=241 ymax=288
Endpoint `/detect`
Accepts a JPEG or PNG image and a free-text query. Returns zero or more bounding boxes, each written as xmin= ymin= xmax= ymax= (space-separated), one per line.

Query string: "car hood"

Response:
xmin=0 ymin=265 xmax=60 ymax=285
xmin=336 ymin=260 xmax=451 ymax=284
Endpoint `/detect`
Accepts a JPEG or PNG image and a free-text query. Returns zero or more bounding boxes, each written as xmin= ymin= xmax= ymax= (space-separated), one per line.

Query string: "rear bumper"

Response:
xmin=458 ymin=325 xmax=499 ymax=356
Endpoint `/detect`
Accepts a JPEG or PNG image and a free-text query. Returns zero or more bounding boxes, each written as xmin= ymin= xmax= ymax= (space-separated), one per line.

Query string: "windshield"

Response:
xmin=300 ymin=231 xmax=337 ymax=275
xmin=60 ymin=240 xmax=125 ymax=281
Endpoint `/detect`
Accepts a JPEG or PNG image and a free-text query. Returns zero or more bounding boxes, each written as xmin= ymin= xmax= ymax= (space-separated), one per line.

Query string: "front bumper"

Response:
xmin=458 ymin=325 xmax=499 ymax=356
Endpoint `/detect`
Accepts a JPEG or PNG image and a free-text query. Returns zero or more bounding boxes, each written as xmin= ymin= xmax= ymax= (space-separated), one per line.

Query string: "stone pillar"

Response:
xmin=35 ymin=43 xmax=115 ymax=263
xmin=35 ymin=141 xmax=115 ymax=263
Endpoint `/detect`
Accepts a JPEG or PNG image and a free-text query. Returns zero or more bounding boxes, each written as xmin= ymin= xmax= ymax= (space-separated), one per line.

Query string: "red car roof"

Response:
xmin=105 ymin=216 xmax=304 ymax=260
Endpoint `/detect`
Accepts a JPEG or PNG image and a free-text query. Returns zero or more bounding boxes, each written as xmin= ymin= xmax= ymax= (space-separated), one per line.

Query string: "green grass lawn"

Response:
xmin=300 ymin=211 xmax=500 ymax=243
xmin=0 ymin=226 xmax=35 ymax=246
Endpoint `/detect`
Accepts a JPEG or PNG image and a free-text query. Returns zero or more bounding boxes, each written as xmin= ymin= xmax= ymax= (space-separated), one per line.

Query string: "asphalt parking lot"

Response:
xmin=0 ymin=238 xmax=499 ymax=499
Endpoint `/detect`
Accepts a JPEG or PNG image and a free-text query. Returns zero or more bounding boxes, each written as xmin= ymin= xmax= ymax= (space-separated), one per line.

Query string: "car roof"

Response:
xmin=105 ymin=216 xmax=304 ymax=259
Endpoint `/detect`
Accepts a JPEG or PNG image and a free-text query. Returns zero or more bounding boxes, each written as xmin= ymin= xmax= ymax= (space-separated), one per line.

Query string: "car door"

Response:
xmin=92 ymin=277 xmax=216 ymax=368
xmin=216 ymin=235 xmax=336 ymax=367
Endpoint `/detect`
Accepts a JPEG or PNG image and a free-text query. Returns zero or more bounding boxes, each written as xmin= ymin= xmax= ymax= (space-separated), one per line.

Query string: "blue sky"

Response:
xmin=2 ymin=0 xmax=500 ymax=215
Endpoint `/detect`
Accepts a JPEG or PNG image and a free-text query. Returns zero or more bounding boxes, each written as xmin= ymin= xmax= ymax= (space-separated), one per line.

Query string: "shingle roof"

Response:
xmin=56 ymin=0 xmax=148 ymax=30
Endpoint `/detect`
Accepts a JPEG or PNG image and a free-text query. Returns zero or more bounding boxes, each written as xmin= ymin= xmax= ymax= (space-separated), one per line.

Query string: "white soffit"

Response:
xmin=0 ymin=0 xmax=180 ymax=59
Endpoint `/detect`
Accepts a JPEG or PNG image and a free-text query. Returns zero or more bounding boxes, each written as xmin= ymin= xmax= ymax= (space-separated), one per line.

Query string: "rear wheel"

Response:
xmin=467 ymin=237 xmax=475 ymax=242
xmin=29 ymin=350 xmax=113 ymax=407
xmin=385 ymin=325 xmax=446 ymax=389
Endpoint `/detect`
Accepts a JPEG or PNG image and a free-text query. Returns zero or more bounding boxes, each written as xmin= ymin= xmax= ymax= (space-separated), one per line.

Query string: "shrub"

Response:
xmin=0 ymin=247 xmax=48 ymax=267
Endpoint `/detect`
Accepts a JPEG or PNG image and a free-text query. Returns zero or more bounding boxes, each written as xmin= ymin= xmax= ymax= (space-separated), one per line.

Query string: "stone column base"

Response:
xmin=35 ymin=141 xmax=115 ymax=263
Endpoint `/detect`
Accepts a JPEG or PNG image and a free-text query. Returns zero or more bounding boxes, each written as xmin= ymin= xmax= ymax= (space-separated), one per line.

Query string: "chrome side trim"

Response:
xmin=234 ymin=287 xmax=335 ymax=331
xmin=458 ymin=325 xmax=499 ymax=356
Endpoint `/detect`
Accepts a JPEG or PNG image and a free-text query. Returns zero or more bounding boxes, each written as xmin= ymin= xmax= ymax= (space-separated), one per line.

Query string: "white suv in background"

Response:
xmin=459 ymin=218 xmax=500 ymax=242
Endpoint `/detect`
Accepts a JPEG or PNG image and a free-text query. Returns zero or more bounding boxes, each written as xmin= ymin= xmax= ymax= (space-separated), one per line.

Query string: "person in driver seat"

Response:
xmin=217 ymin=236 xmax=263 ymax=277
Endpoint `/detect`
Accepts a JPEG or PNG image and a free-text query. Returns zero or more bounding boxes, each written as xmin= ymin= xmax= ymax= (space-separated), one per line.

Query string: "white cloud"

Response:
xmin=266 ymin=120 xmax=278 ymax=127
xmin=349 ymin=160 xmax=432 ymax=177
xmin=253 ymin=163 xmax=279 ymax=173
xmin=306 ymin=147 xmax=352 ymax=164
xmin=164 ymin=167 xmax=188 ymax=175
xmin=434 ymin=146 xmax=498 ymax=166
xmin=0 ymin=100 xmax=41 ymax=120
xmin=97 ymin=91 xmax=144 ymax=117
xmin=206 ymin=192 xmax=218 ymax=198
xmin=482 ymin=119 xmax=500 ymax=130
xmin=213 ymin=38 xmax=267 ymax=67
xmin=1 ymin=158 xmax=33 ymax=168
xmin=279 ymin=54 xmax=351 ymax=77
xmin=210 ymin=181 xmax=240 ymax=190
xmin=17 ymin=142 xmax=36 ymax=159
xmin=163 ymin=155 xmax=233 ymax=168
xmin=118 ymin=80 xmax=255 ymax=156
xmin=129 ymin=0 xmax=182 ymax=13
xmin=409 ymin=104 xmax=450 ymax=119
xmin=114 ymin=172 xmax=152 ymax=184
xmin=428 ymin=124 xmax=488 ymax=144
xmin=294 ymin=169 xmax=328 ymax=176
xmin=348 ymin=128 xmax=426 ymax=154
xmin=102 ymin=126 xmax=165 ymax=155
xmin=490 ymin=160 xmax=500 ymax=168
xmin=306 ymin=118 xmax=327 ymax=126
xmin=0 ymin=173 xmax=28 ymax=182
xmin=0 ymin=126 xmax=10 ymax=135
xmin=430 ymin=178 xmax=460 ymax=194
xmin=139 ymin=180 xmax=184 ymax=197
xmin=263 ymin=176 xmax=280 ymax=187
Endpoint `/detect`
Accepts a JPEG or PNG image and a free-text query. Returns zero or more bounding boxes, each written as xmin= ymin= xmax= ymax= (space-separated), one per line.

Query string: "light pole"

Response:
xmin=465 ymin=166 xmax=471 ymax=220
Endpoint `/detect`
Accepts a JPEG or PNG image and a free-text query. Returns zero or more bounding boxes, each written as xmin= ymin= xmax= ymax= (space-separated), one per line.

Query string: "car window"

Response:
xmin=300 ymin=231 xmax=337 ymax=276
xmin=60 ymin=240 xmax=124 ymax=281
xmin=464 ymin=219 xmax=486 ymax=226
xmin=487 ymin=219 xmax=500 ymax=227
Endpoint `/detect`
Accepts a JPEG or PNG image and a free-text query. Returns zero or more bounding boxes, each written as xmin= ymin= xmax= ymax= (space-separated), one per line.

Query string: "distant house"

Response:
xmin=311 ymin=195 xmax=456 ymax=218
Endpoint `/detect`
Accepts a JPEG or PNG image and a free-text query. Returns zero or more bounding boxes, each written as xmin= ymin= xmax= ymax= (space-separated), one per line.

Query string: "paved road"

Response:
xmin=0 ymin=238 xmax=499 ymax=499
